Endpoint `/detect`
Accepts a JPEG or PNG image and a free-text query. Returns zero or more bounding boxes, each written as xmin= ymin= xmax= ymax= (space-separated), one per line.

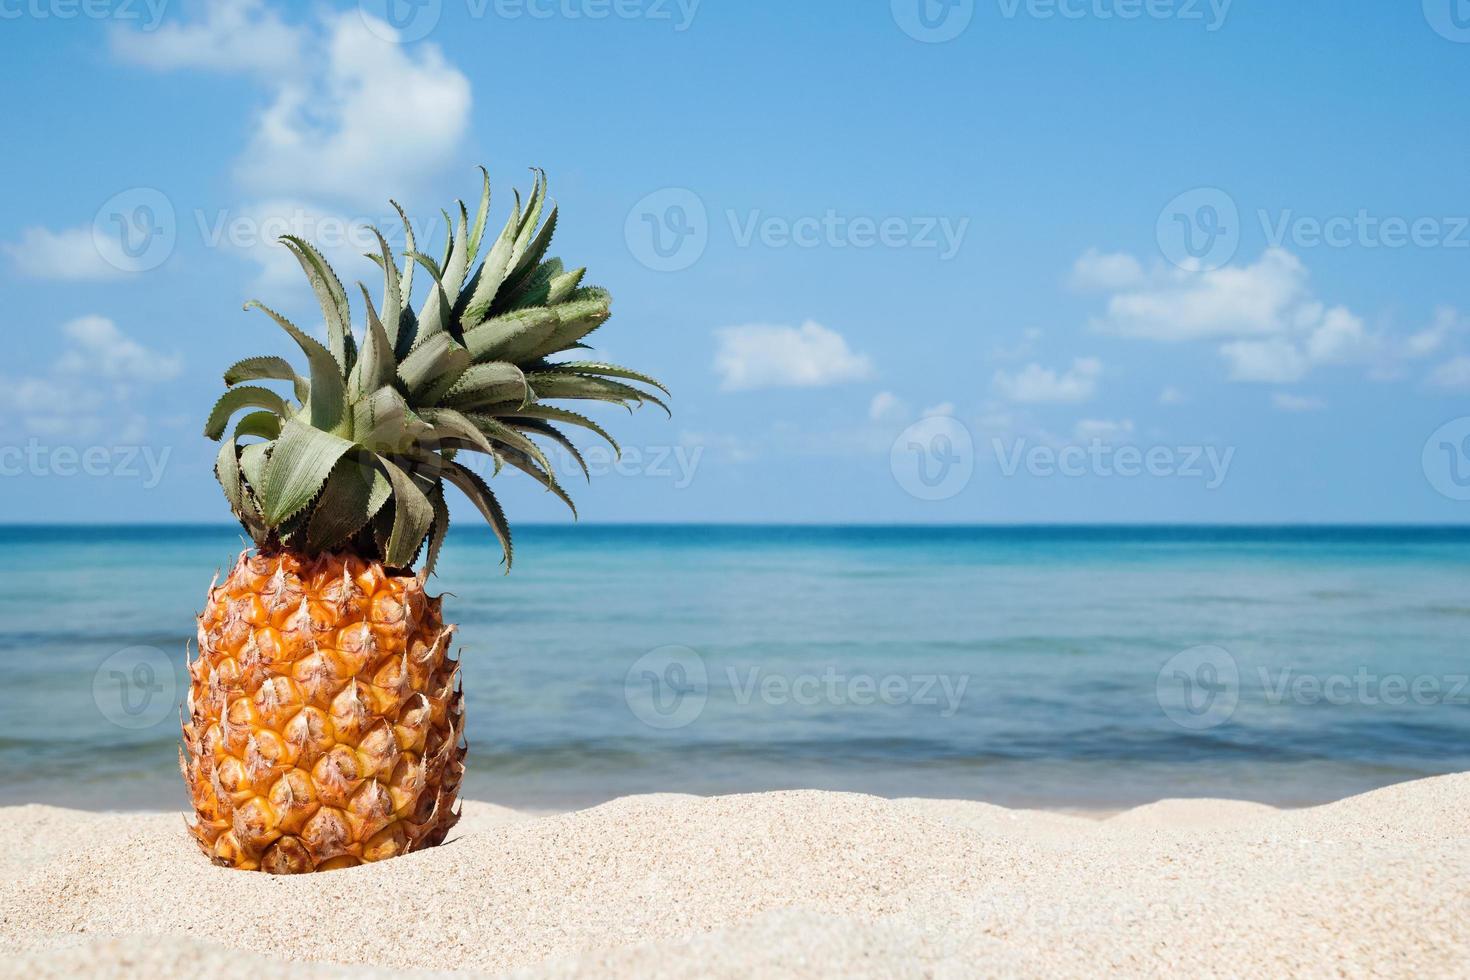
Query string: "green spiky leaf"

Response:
xmin=204 ymin=386 xmax=291 ymax=440
xmin=205 ymin=165 xmax=669 ymax=567
xmin=258 ymin=419 xmax=355 ymax=525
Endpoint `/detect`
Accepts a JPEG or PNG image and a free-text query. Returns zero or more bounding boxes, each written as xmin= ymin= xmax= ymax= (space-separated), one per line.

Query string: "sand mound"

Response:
xmin=3 ymin=775 xmax=1467 ymax=978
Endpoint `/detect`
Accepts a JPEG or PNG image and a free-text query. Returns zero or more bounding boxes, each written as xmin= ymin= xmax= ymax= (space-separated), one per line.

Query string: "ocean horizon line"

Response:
xmin=4 ymin=521 xmax=1470 ymax=531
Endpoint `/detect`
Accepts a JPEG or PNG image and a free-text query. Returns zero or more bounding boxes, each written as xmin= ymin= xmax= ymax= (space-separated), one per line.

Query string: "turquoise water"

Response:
xmin=1 ymin=525 xmax=1467 ymax=810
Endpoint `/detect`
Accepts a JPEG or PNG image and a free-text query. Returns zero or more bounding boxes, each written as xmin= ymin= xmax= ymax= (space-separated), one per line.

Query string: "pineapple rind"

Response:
xmin=183 ymin=550 xmax=464 ymax=873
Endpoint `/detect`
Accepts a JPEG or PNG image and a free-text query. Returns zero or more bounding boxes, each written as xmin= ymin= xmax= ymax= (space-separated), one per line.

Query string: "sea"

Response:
xmin=1 ymin=524 xmax=1467 ymax=812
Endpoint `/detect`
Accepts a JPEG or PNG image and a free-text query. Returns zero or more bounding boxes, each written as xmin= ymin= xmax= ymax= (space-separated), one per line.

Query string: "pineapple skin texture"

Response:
xmin=182 ymin=551 xmax=465 ymax=873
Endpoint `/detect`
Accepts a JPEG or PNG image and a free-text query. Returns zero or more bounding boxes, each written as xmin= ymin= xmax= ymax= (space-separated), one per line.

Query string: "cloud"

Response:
xmin=55 ymin=315 xmax=184 ymax=383
xmin=1081 ymin=247 xmax=1391 ymax=385
xmin=679 ymin=430 xmax=757 ymax=464
xmin=2 ymin=225 xmax=127 ymax=281
xmin=0 ymin=317 xmax=181 ymax=441
xmin=1272 ymin=393 xmax=1326 ymax=412
xmin=1158 ymin=386 xmax=1187 ymax=405
xmin=1070 ymin=249 xmax=1143 ymax=291
xmin=205 ymin=199 xmax=389 ymax=290
xmin=236 ymin=13 xmax=469 ymax=206
xmin=1216 ymin=308 xmax=1368 ymax=383
xmin=1219 ymin=338 xmax=1309 ymax=383
xmin=1405 ymin=306 xmax=1462 ymax=359
xmin=113 ymin=2 xmax=471 ymax=207
xmin=1302 ymin=306 xmax=1370 ymax=363
xmin=1427 ymin=355 xmax=1470 ymax=391
xmin=1073 ymin=418 xmax=1135 ymax=442
xmin=868 ymin=391 xmax=907 ymax=421
xmin=992 ymin=357 xmax=1102 ymax=404
xmin=1091 ymin=248 xmax=1314 ymax=342
xmin=922 ymin=401 xmax=956 ymax=417
xmin=714 ymin=321 xmax=874 ymax=391
xmin=990 ymin=327 xmax=1043 ymax=362
xmin=111 ymin=0 xmax=303 ymax=76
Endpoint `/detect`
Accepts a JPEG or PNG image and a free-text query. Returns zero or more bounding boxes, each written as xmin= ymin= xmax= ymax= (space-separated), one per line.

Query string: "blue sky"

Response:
xmin=2 ymin=0 xmax=1469 ymax=524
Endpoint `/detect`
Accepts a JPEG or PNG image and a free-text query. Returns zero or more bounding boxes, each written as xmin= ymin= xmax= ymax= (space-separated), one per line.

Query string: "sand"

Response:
xmin=2 ymin=775 xmax=1467 ymax=978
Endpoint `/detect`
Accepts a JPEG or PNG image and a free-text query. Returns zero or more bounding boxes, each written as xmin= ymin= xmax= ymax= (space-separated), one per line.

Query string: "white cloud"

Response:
xmin=1081 ymin=246 xmax=1395 ymax=386
xmin=1070 ymin=249 xmax=1143 ymax=291
xmin=235 ymin=13 xmax=470 ymax=206
xmin=1092 ymin=248 xmax=1311 ymax=342
xmin=1272 ymin=392 xmax=1326 ymax=412
xmin=991 ymin=327 xmax=1043 ymax=361
xmin=55 ymin=315 xmax=184 ymax=383
xmin=1073 ymin=418 xmax=1135 ymax=442
xmin=679 ymin=430 xmax=757 ymax=464
xmin=993 ymin=357 xmax=1102 ymax=404
xmin=1405 ymin=306 xmax=1461 ymax=359
xmin=868 ymin=391 xmax=907 ymax=421
xmin=0 ymin=317 xmax=180 ymax=440
xmin=922 ymin=401 xmax=956 ymax=417
xmin=111 ymin=0 xmax=303 ymax=76
xmin=1158 ymin=386 xmax=1187 ymax=405
xmin=1303 ymin=306 xmax=1370 ymax=364
xmin=1219 ymin=338 xmax=1309 ymax=383
xmin=714 ymin=321 xmax=874 ymax=391
xmin=1427 ymin=355 xmax=1470 ymax=391
xmin=114 ymin=3 xmax=470 ymax=207
xmin=2 ymin=225 xmax=127 ymax=281
xmin=208 ymin=199 xmax=388 ymax=290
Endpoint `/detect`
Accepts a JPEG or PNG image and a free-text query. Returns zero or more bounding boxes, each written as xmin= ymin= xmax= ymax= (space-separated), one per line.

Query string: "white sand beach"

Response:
xmin=2 ymin=774 xmax=1467 ymax=978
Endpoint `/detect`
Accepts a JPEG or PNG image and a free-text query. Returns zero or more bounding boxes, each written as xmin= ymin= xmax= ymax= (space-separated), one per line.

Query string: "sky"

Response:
xmin=1 ymin=0 xmax=1469 ymax=524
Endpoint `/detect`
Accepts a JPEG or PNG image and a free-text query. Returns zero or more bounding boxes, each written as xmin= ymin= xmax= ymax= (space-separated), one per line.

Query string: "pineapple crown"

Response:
xmin=206 ymin=167 xmax=669 ymax=574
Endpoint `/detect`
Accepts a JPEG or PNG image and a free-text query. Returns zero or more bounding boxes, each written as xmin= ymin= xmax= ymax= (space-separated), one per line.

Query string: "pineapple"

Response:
xmin=184 ymin=168 xmax=668 ymax=873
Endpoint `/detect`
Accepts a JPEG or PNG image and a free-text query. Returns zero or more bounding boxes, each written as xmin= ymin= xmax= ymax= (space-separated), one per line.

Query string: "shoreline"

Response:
xmin=4 ymin=762 xmax=1452 ymax=816
xmin=3 ymin=774 xmax=1466 ymax=977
